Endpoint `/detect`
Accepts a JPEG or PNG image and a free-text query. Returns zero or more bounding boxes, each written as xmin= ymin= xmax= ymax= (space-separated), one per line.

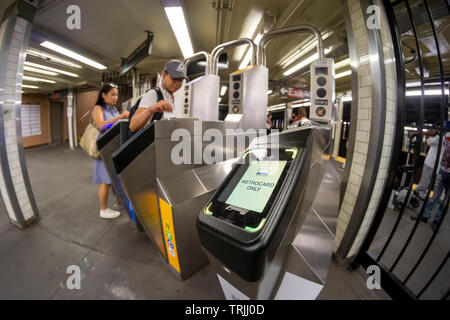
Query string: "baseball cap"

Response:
xmin=164 ymin=60 xmax=188 ymax=80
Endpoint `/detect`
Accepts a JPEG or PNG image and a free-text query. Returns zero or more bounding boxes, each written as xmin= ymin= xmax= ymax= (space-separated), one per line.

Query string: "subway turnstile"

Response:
xmin=197 ymin=125 xmax=337 ymax=299
xmin=112 ymin=118 xmax=241 ymax=279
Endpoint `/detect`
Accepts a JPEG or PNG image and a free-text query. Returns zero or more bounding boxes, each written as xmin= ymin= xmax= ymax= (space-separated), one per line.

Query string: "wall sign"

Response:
xmin=21 ymin=104 xmax=41 ymax=137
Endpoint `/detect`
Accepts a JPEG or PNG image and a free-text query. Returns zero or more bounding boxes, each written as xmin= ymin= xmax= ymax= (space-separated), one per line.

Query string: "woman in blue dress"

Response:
xmin=92 ymin=83 xmax=129 ymax=219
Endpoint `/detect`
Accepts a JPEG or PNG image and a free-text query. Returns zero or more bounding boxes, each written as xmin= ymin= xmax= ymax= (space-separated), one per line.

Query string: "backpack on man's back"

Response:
xmin=125 ymin=87 xmax=164 ymax=140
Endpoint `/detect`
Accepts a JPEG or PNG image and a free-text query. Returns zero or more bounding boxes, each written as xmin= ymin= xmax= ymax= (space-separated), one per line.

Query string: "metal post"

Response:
xmin=67 ymin=89 xmax=74 ymax=150
xmin=258 ymin=25 xmax=324 ymax=66
xmin=210 ymin=39 xmax=257 ymax=74
xmin=184 ymin=51 xmax=212 ymax=75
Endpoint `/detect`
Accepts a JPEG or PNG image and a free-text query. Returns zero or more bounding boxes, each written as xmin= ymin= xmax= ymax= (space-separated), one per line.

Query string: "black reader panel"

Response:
xmin=197 ymin=128 xmax=314 ymax=282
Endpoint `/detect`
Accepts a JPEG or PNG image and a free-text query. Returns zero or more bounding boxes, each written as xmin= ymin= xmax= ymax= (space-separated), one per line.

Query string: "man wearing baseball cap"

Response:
xmin=129 ymin=59 xmax=188 ymax=132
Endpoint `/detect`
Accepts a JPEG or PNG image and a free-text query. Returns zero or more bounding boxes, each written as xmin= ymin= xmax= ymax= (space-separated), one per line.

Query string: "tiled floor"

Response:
xmin=0 ymin=143 xmax=390 ymax=300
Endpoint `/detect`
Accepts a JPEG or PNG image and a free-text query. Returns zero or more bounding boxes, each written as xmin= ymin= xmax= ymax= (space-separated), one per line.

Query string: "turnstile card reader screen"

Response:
xmin=221 ymin=161 xmax=287 ymax=213
xmin=197 ymin=128 xmax=315 ymax=282
xmin=205 ymin=148 xmax=297 ymax=232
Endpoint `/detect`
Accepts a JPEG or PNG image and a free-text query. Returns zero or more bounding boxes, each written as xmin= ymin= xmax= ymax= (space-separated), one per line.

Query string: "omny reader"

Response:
xmin=197 ymin=126 xmax=329 ymax=299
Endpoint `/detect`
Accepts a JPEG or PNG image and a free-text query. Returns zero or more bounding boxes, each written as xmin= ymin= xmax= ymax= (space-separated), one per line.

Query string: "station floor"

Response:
xmin=0 ymin=143 xmax=391 ymax=300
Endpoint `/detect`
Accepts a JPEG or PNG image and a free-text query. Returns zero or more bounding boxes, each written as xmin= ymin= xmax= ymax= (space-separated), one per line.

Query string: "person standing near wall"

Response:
xmin=266 ymin=113 xmax=273 ymax=135
xmin=412 ymin=130 xmax=438 ymax=200
xmin=92 ymin=83 xmax=129 ymax=219
xmin=412 ymin=132 xmax=450 ymax=232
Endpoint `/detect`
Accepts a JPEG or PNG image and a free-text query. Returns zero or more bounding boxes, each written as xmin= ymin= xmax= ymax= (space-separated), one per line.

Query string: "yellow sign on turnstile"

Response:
xmin=159 ymin=198 xmax=181 ymax=274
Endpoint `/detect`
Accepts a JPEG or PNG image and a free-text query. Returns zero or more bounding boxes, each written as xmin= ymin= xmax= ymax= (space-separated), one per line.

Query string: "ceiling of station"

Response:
xmin=395 ymin=0 xmax=450 ymax=82
xmin=18 ymin=0 xmax=351 ymax=103
xmin=5 ymin=0 xmax=448 ymax=106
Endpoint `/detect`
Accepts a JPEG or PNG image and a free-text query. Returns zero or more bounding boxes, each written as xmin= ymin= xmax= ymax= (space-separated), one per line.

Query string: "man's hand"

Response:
xmin=149 ymin=100 xmax=173 ymax=113
xmin=120 ymin=110 xmax=130 ymax=119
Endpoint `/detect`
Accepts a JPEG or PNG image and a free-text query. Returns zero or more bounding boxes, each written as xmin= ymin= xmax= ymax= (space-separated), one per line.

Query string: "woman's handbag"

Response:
xmin=80 ymin=120 xmax=100 ymax=159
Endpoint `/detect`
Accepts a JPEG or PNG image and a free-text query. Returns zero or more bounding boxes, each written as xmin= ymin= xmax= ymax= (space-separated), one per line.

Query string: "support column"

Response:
xmin=0 ymin=0 xmax=40 ymax=228
xmin=284 ymin=101 xmax=293 ymax=130
xmin=67 ymin=89 xmax=75 ymax=149
xmin=332 ymin=94 xmax=345 ymax=160
xmin=334 ymin=0 xmax=397 ymax=261
xmin=72 ymin=89 xmax=78 ymax=147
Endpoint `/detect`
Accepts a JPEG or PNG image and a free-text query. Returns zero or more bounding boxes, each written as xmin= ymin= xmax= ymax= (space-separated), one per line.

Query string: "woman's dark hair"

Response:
xmin=95 ymin=83 xmax=118 ymax=106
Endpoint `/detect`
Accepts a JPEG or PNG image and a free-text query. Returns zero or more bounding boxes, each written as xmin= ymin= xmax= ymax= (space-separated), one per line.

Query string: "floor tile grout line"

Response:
xmin=36 ymin=181 xmax=96 ymax=212
xmin=45 ymin=221 xmax=117 ymax=300
xmin=49 ymin=284 xmax=61 ymax=300
xmin=37 ymin=221 xmax=158 ymax=266
xmin=0 ymin=225 xmax=14 ymax=238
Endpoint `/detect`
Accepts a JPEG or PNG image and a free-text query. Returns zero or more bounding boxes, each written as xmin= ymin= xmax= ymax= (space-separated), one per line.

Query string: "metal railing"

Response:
xmin=355 ymin=0 xmax=450 ymax=300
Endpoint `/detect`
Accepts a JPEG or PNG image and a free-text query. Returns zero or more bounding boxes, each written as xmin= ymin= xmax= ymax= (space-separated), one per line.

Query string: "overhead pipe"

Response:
xmin=184 ymin=51 xmax=212 ymax=76
xmin=210 ymin=38 xmax=257 ymax=75
xmin=258 ymin=25 xmax=324 ymax=66
xmin=216 ymin=0 xmax=224 ymax=44
xmin=222 ymin=0 xmax=235 ymax=43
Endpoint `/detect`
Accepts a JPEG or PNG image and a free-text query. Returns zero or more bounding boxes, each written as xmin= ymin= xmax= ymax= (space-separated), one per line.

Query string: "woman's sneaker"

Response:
xmin=100 ymin=208 xmax=121 ymax=219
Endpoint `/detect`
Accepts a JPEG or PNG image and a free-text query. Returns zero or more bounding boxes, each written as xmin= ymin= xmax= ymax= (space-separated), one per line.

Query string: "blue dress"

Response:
xmin=93 ymin=104 xmax=119 ymax=184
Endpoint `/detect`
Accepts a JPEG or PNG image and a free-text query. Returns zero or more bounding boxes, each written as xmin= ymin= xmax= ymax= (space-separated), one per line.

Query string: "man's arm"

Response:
xmin=129 ymin=100 xmax=174 ymax=132
xmin=129 ymin=107 xmax=153 ymax=133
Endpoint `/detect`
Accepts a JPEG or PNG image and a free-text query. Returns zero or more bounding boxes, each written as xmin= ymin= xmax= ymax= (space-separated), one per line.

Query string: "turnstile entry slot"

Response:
xmin=97 ymin=121 xmax=121 ymax=150
xmin=111 ymin=122 xmax=167 ymax=261
xmin=119 ymin=120 xmax=130 ymax=145
xmin=112 ymin=123 xmax=155 ymax=175
xmin=96 ymin=119 xmax=143 ymax=231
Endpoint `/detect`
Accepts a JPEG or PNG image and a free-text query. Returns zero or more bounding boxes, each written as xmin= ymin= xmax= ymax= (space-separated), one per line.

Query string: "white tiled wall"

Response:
xmin=346 ymin=0 xmax=397 ymax=258
xmin=334 ymin=0 xmax=397 ymax=257
xmin=0 ymin=16 xmax=36 ymax=224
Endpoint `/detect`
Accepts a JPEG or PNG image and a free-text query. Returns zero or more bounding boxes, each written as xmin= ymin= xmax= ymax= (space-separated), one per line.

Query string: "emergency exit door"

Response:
xmin=50 ymin=101 xmax=64 ymax=145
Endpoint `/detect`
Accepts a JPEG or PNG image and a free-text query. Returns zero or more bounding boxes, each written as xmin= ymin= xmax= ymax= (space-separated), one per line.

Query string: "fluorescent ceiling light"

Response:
xmin=24 ymin=65 xmax=58 ymax=76
xmin=283 ymin=48 xmax=331 ymax=76
xmin=268 ymin=103 xmax=286 ymax=111
xmin=23 ymin=75 xmax=56 ymax=83
xmin=198 ymin=61 xmax=227 ymax=68
xmin=40 ymin=41 xmax=107 ymax=70
xmin=280 ymin=31 xmax=333 ymax=68
xmin=405 ymin=81 xmax=446 ymax=87
xmin=218 ymin=97 xmax=222 ymax=103
xmin=406 ymin=89 xmax=447 ymax=96
xmin=292 ymin=102 xmax=311 ymax=107
xmin=234 ymin=10 xmax=263 ymax=62
xmin=26 ymin=49 xmax=82 ymax=69
xmin=269 ymin=103 xmax=286 ymax=108
xmin=335 ymin=70 xmax=351 ymax=79
xmin=268 ymin=106 xmax=286 ymax=112
xmin=334 ymin=58 xmax=350 ymax=70
xmin=267 ymin=90 xmax=273 ymax=95
xmin=24 ymin=61 xmax=79 ymax=77
xmin=225 ymin=114 xmax=243 ymax=122
xmin=164 ymin=6 xmax=194 ymax=59
xmin=239 ymin=33 xmax=263 ymax=70
xmin=404 ymin=126 xmax=431 ymax=132
xmin=342 ymin=96 xmax=352 ymax=102
xmin=220 ymin=86 xmax=228 ymax=96
xmin=22 ymin=84 xmax=39 ymax=89
xmin=406 ymin=81 xmax=421 ymax=87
